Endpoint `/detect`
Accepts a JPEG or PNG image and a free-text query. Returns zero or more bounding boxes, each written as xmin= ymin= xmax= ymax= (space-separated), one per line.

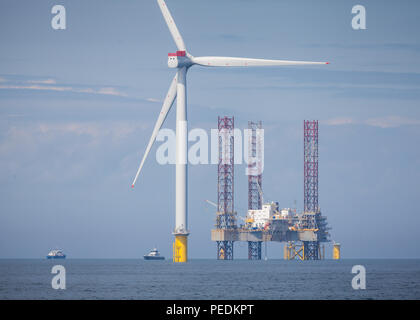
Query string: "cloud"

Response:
xmin=32 ymin=121 xmax=147 ymax=141
xmin=0 ymin=76 xmax=128 ymax=98
xmin=0 ymin=121 xmax=149 ymax=154
xmin=322 ymin=117 xmax=355 ymax=126
xmin=26 ymin=79 xmax=57 ymax=85
xmin=304 ymin=42 xmax=420 ymax=53
xmin=146 ymin=98 xmax=161 ymax=103
xmin=365 ymin=116 xmax=420 ymax=128
xmin=97 ymin=87 xmax=126 ymax=96
xmin=0 ymin=120 xmax=151 ymax=184
xmin=0 ymin=84 xmax=127 ymax=97
xmin=322 ymin=116 xmax=420 ymax=128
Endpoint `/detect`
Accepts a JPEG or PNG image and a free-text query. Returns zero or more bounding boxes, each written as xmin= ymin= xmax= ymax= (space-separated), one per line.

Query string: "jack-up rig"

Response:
xmin=210 ymin=117 xmax=338 ymax=260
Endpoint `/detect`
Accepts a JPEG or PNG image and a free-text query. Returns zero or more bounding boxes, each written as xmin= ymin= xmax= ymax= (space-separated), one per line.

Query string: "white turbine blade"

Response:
xmin=205 ymin=200 xmax=218 ymax=208
xmin=131 ymin=73 xmax=178 ymax=188
xmin=192 ymin=56 xmax=329 ymax=67
xmin=157 ymin=0 xmax=186 ymax=51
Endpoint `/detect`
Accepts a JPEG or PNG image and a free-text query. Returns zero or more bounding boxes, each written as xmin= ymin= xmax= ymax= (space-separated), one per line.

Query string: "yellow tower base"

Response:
xmin=284 ymin=242 xmax=305 ymax=260
xmin=173 ymin=235 xmax=188 ymax=263
xmin=333 ymin=243 xmax=341 ymax=260
xmin=284 ymin=243 xmax=290 ymax=260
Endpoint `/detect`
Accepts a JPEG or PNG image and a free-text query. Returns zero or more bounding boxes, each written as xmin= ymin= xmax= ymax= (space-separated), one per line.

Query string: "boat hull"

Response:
xmin=144 ymin=256 xmax=165 ymax=260
xmin=46 ymin=255 xmax=66 ymax=259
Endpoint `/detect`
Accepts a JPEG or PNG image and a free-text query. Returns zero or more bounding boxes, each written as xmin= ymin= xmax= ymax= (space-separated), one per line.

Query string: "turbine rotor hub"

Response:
xmin=168 ymin=50 xmax=192 ymax=68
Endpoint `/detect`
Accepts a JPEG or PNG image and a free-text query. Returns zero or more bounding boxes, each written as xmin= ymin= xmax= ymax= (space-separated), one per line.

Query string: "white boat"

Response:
xmin=46 ymin=249 xmax=66 ymax=259
xmin=144 ymin=248 xmax=165 ymax=260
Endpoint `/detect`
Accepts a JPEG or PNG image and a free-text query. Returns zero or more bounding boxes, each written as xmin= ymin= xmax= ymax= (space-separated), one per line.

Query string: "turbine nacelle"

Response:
xmin=168 ymin=50 xmax=192 ymax=68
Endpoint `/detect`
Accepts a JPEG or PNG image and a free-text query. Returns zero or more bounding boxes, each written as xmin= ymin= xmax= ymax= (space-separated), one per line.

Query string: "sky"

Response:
xmin=0 ymin=0 xmax=419 ymax=259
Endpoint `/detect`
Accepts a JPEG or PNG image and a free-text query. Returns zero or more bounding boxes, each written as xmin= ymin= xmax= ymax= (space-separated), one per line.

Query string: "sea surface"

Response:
xmin=0 ymin=259 xmax=419 ymax=300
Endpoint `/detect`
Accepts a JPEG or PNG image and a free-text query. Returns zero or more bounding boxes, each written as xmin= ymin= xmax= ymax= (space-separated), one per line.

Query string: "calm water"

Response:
xmin=0 ymin=259 xmax=419 ymax=299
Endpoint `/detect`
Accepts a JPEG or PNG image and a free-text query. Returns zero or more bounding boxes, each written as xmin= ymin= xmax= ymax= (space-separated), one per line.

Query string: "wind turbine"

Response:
xmin=131 ymin=0 xmax=329 ymax=263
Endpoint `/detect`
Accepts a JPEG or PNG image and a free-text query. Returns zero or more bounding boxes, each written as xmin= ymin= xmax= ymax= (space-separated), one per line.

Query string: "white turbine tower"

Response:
xmin=132 ymin=0 xmax=329 ymax=263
